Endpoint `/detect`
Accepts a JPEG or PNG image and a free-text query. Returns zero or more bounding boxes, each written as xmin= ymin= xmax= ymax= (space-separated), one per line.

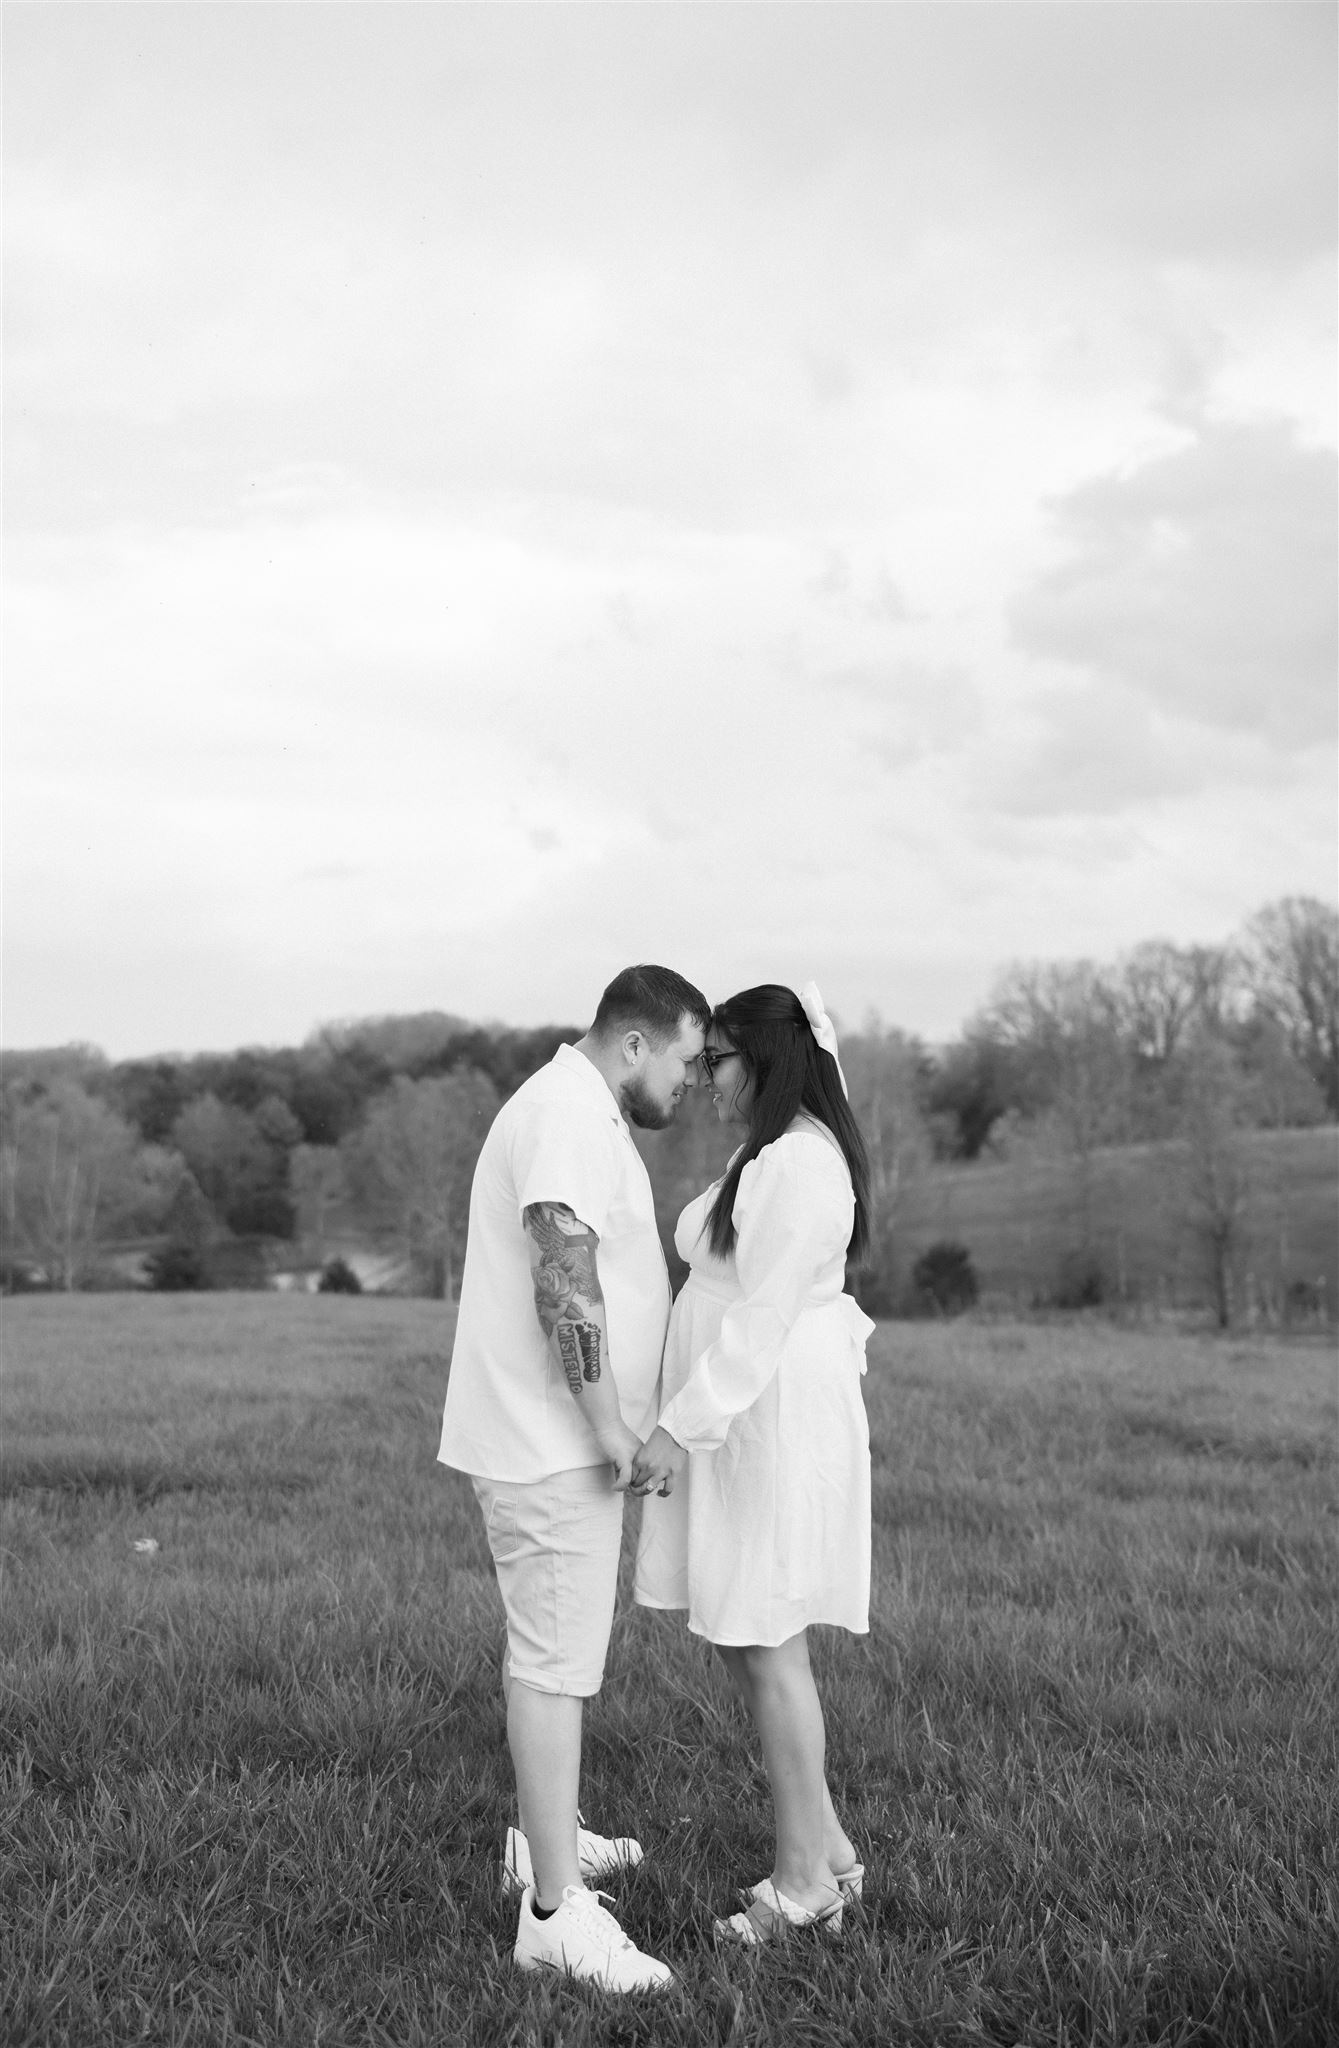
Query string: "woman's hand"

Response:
xmin=630 ymin=1426 xmax=687 ymax=1498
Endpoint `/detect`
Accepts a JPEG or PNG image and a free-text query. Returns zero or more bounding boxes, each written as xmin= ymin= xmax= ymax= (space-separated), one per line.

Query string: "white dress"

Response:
xmin=633 ymin=1121 xmax=874 ymax=1647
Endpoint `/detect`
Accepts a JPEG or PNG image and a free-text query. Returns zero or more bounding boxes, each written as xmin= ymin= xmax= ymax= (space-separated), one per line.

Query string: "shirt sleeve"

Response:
xmin=656 ymin=1137 xmax=853 ymax=1453
xmin=510 ymin=1106 xmax=618 ymax=1238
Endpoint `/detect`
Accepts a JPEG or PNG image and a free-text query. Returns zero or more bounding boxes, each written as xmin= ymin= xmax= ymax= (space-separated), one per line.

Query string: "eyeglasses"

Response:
xmin=700 ymin=1047 xmax=738 ymax=1079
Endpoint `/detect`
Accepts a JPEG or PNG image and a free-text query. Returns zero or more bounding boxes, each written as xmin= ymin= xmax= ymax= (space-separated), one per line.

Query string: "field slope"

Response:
xmin=892 ymin=1124 xmax=1339 ymax=1312
xmin=2 ymin=1296 xmax=1335 ymax=2047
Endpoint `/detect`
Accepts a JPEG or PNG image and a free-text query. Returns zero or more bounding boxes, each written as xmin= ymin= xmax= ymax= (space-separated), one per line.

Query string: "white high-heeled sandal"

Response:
xmin=714 ymin=1877 xmax=845 ymax=1946
xmin=744 ymin=1862 xmax=864 ymax=1910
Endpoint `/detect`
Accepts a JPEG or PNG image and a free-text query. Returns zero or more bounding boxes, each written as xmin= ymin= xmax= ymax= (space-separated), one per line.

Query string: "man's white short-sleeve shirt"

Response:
xmin=437 ymin=1043 xmax=671 ymax=1483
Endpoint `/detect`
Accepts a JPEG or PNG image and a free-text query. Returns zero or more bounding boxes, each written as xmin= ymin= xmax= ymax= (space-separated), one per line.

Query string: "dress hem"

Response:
xmin=633 ymin=1591 xmax=870 ymax=1645
xmin=685 ymin=1618 xmax=870 ymax=1646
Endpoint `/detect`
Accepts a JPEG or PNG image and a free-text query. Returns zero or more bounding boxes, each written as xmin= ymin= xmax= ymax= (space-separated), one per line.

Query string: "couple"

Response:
xmin=437 ymin=963 xmax=874 ymax=1991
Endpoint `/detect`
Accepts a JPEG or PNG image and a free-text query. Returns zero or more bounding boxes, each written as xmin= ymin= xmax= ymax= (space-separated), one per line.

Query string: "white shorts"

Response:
xmin=471 ymin=1464 xmax=624 ymax=1697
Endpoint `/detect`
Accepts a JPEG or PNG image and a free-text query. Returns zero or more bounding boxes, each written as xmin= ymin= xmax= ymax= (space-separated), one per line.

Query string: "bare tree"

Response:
xmin=1117 ymin=940 xmax=1201 ymax=1067
xmin=1177 ymin=1033 xmax=1256 ymax=1328
xmin=986 ymin=960 xmax=1132 ymax=1261
xmin=1183 ymin=942 xmax=1245 ymax=1038
xmin=1113 ymin=939 xmax=1252 ymax=1138
xmin=1243 ymin=896 xmax=1339 ymax=1117
xmin=289 ymin=1144 xmax=346 ymax=1265
xmin=844 ymin=1018 xmax=929 ymax=1211
xmin=0 ymin=1081 xmax=163 ymax=1289
xmin=342 ymin=1069 xmax=498 ymax=1299
xmin=989 ymin=961 xmax=1131 ymax=1139
xmin=1234 ymin=1012 xmax=1327 ymax=1130
xmin=842 ymin=1018 xmax=931 ymax=1301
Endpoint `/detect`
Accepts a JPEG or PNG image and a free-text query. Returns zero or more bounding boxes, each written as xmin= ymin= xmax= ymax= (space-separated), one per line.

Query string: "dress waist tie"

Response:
xmin=832 ymin=1291 xmax=875 ymax=1374
xmin=683 ymin=1278 xmax=874 ymax=1373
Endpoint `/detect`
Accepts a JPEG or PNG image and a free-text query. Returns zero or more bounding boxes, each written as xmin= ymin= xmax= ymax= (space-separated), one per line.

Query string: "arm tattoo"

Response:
xmin=556 ymin=1320 xmax=603 ymax=1391
xmin=524 ymin=1203 xmax=604 ymax=1389
xmin=556 ymin=1325 xmax=584 ymax=1395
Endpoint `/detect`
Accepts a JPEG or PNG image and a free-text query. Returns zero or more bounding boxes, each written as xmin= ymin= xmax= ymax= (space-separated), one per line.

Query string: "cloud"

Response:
xmin=966 ymin=5 xmax=1336 ymax=266
xmin=1009 ymin=419 xmax=1338 ymax=756
xmin=810 ymin=553 xmax=916 ymax=625
xmin=829 ymin=663 xmax=978 ymax=772
xmin=3 ymin=6 xmax=1335 ymax=1056
xmin=990 ymin=682 xmax=1301 ymax=821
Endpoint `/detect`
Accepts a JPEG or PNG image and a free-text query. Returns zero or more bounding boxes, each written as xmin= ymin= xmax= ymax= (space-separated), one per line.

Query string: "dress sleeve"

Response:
xmin=656 ymin=1138 xmax=852 ymax=1454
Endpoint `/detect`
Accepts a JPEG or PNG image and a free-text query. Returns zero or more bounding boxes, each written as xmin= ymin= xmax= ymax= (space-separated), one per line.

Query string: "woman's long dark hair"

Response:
xmin=704 ymin=984 xmax=870 ymax=1265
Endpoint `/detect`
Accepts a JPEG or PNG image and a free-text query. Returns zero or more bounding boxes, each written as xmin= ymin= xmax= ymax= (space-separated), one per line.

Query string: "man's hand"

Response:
xmin=630 ymin=1426 xmax=687 ymax=1498
xmin=595 ymin=1420 xmax=643 ymax=1492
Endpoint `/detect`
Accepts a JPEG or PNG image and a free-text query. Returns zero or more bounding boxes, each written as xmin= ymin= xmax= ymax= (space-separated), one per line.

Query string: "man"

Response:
xmin=437 ymin=964 xmax=709 ymax=1990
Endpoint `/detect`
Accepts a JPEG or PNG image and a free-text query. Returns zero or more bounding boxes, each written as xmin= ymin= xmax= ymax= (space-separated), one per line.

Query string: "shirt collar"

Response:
xmin=553 ymin=1040 xmax=626 ymax=1125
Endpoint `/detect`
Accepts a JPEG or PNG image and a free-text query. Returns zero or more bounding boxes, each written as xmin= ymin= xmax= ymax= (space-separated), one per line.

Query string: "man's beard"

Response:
xmin=621 ymin=1074 xmax=679 ymax=1131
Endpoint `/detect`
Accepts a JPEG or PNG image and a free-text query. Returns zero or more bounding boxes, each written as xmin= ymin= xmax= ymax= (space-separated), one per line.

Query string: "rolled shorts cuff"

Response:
xmin=471 ymin=1463 xmax=624 ymax=1698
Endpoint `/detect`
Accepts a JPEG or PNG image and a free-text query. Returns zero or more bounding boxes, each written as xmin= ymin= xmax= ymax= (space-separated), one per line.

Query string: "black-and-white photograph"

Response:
xmin=4 ymin=4 xmax=1335 ymax=2043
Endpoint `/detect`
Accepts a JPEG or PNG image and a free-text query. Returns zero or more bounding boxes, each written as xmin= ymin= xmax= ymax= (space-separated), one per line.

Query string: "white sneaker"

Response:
xmin=501 ymin=1822 xmax=644 ymax=1898
xmin=513 ymin=1884 xmax=674 ymax=1992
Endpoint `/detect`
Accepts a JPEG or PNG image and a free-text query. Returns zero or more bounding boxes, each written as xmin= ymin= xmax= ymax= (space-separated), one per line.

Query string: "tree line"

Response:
xmin=0 ymin=1020 xmax=571 ymax=1295
xmin=2 ymin=895 xmax=1334 ymax=1314
xmin=928 ymin=897 xmax=1336 ymax=1159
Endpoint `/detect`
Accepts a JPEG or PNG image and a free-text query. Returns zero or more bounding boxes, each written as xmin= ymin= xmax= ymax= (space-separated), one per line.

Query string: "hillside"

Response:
xmin=888 ymin=1124 xmax=1338 ymax=1317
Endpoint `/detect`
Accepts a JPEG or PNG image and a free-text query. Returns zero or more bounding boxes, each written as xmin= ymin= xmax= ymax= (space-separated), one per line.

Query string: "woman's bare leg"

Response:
xmin=713 ymin=1641 xmax=857 ymax=1878
xmin=733 ymin=1632 xmax=839 ymax=1913
xmin=713 ymin=1642 xmax=753 ymax=1709
xmin=821 ymin=1780 xmax=858 ymax=1877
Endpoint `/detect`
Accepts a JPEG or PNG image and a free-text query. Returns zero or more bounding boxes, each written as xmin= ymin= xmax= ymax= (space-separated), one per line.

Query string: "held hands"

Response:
xmin=593 ymin=1419 xmax=687 ymax=1495
xmin=594 ymin=1419 xmax=644 ymax=1492
xmin=629 ymin=1426 xmax=687 ymax=1499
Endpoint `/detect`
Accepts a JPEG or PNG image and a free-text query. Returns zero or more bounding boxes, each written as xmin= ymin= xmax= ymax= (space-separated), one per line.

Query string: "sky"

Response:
xmin=5 ymin=1 xmax=1336 ymax=1057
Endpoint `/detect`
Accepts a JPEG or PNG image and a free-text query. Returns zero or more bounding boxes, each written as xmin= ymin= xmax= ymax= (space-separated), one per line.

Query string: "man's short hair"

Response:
xmin=591 ymin=965 xmax=710 ymax=1047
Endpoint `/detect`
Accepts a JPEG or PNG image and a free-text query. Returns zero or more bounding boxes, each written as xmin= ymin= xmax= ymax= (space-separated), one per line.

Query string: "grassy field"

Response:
xmin=2 ymin=1295 xmax=1336 ymax=2047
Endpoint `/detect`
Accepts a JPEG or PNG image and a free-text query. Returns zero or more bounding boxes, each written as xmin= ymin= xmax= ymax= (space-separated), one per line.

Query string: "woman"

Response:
xmin=630 ymin=981 xmax=874 ymax=1943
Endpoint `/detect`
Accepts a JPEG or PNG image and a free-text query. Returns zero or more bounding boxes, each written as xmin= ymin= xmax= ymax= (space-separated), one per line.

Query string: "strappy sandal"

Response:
xmin=714 ymin=1876 xmax=844 ymax=1946
xmin=744 ymin=1863 xmax=864 ymax=1909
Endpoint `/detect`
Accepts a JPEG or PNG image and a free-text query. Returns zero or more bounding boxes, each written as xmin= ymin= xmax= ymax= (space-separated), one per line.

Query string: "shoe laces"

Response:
xmin=560 ymin=1886 xmax=631 ymax=1951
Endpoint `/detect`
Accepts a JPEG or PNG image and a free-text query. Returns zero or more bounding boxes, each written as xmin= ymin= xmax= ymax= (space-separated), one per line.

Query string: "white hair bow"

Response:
xmin=798 ymin=981 xmax=848 ymax=1099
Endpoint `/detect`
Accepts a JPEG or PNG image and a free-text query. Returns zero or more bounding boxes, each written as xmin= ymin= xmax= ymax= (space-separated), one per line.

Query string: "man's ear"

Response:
xmin=621 ymin=1030 xmax=644 ymax=1067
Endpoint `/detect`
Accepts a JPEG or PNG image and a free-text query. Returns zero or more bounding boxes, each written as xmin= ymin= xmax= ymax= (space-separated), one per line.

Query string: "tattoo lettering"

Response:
xmin=555 ymin=1319 xmax=602 ymax=1394
xmin=576 ymin=1322 xmax=601 ymax=1382
xmin=556 ymin=1323 xmax=584 ymax=1397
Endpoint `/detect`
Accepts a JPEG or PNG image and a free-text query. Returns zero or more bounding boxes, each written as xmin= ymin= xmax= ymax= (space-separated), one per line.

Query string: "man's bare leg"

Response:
xmin=506 ymin=1675 xmax=584 ymax=1909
